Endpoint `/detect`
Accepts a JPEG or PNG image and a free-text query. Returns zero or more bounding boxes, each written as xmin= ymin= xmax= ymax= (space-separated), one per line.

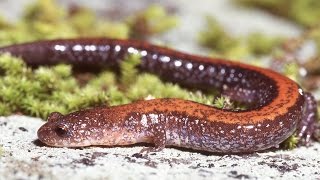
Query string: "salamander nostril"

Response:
xmin=55 ymin=124 xmax=69 ymax=137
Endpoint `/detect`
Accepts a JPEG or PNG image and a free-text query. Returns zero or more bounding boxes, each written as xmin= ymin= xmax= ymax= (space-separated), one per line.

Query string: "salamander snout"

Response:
xmin=37 ymin=111 xmax=93 ymax=147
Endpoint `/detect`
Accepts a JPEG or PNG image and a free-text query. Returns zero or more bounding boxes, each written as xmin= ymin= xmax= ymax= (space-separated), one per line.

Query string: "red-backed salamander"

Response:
xmin=0 ymin=38 xmax=318 ymax=153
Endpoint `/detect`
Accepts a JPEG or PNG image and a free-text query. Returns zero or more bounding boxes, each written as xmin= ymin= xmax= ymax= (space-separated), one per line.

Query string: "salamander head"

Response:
xmin=37 ymin=110 xmax=106 ymax=147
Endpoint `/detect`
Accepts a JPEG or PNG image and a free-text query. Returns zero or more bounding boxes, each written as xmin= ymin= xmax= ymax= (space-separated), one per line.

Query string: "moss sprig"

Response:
xmin=283 ymin=62 xmax=300 ymax=82
xmin=65 ymin=86 xmax=109 ymax=111
xmin=127 ymin=4 xmax=178 ymax=38
xmin=21 ymin=97 xmax=65 ymax=118
xmin=0 ymin=102 xmax=12 ymax=116
xmin=0 ymin=53 xmax=29 ymax=75
xmin=198 ymin=16 xmax=239 ymax=55
xmin=86 ymin=71 xmax=116 ymax=90
xmin=0 ymin=145 xmax=4 ymax=157
xmin=23 ymin=0 xmax=66 ymax=23
xmin=281 ymin=134 xmax=299 ymax=150
xmin=213 ymin=96 xmax=234 ymax=109
xmin=106 ymin=86 xmax=130 ymax=106
xmin=126 ymin=73 xmax=189 ymax=100
xmin=235 ymin=0 xmax=320 ymax=27
xmin=0 ymin=54 xmax=111 ymax=118
xmin=198 ymin=17 xmax=283 ymax=60
xmin=1 ymin=0 xmax=178 ymax=46
xmin=247 ymin=32 xmax=283 ymax=56
xmin=120 ymin=54 xmax=141 ymax=87
xmin=0 ymin=16 xmax=12 ymax=29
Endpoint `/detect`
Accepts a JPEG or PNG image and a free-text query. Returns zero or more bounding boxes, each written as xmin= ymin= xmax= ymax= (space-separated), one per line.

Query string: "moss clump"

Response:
xmin=0 ymin=52 xmax=238 ymax=118
xmin=281 ymin=134 xmax=299 ymax=150
xmin=105 ymin=86 xmax=130 ymax=106
xmin=0 ymin=0 xmax=178 ymax=46
xmin=283 ymin=62 xmax=300 ymax=82
xmin=198 ymin=16 xmax=239 ymax=55
xmin=120 ymin=54 xmax=142 ymax=87
xmin=0 ymin=102 xmax=11 ymax=116
xmin=0 ymin=17 xmax=13 ymax=29
xmin=198 ymin=16 xmax=282 ymax=61
xmin=23 ymin=0 xmax=65 ymax=23
xmin=0 ymin=53 xmax=29 ymax=75
xmin=247 ymin=32 xmax=282 ymax=56
xmin=0 ymin=54 xmax=110 ymax=118
xmin=0 ymin=145 xmax=3 ymax=156
xmin=234 ymin=0 xmax=320 ymax=27
xmin=126 ymin=73 xmax=215 ymax=106
xmin=127 ymin=5 xmax=178 ymax=38
xmin=67 ymin=6 xmax=130 ymax=39
xmin=22 ymin=0 xmax=131 ymax=39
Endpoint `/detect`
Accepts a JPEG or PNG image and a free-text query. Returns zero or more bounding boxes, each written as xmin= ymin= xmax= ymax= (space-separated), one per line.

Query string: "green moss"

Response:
xmin=106 ymin=86 xmax=130 ymax=106
xmin=290 ymin=0 xmax=320 ymax=27
xmin=127 ymin=4 xmax=178 ymax=38
xmin=310 ymin=27 xmax=320 ymax=56
xmin=198 ymin=17 xmax=282 ymax=60
xmin=64 ymin=87 xmax=108 ymax=111
xmin=120 ymin=54 xmax=141 ymax=87
xmin=127 ymin=73 xmax=189 ymax=100
xmin=23 ymin=0 xmax=66 ymax=23
xmin=0 ymin=25 xmax=34 ymax=46
xmin=0 ymin=145 xmax=3 ymax=157
xmin=283 ymin=62 xmax=300 ymax=82
xmin=0 ymin=53 xmax=28 ymax=75
xmin=0 ymin=1 xmax=175 ymax=45
xmin=220 ymin=44 xmax=252 ymax=60
xmin=27 ymin=21 xmax=77 ymax=40
xmin=247 ymin=32 xmax=282 ymax=56
xmin=0 ymin=16 xmax=12 ymax=29
xmin=281 ymin=134 xmax=299 ymax=150
xmin=235 ymin=0 xmax=320 ymax=27
xmin=0 ymin=76 xmax=43 ymax=114
xmin=198 ymin=16 xmax=239 ymax=55
xmin=86 ymin=71 xmax=116 ymax=90
xmin=126 ymin=73 xmax=236 ymax=108
xmin=0 ymin=54 xmax=109 ymax=118
xmin=95 ymin=22 xmax=130 ymax=39
xmin=21 ymin=97 xmax=65 ymax=118
xmin=213 ymin=96 xmax=232 ymax=109
xmin=34 ymin=67 xmax=61 ymax=88
xmin=0 ymin=102 xmax=13 ymax=116
xmin=0 ymin=0 xmax=141 ymax=45
xmin=51 ymin=64 xmax=73 ymax=78
xmin=68 ymin=7 xmax=96 ymax=34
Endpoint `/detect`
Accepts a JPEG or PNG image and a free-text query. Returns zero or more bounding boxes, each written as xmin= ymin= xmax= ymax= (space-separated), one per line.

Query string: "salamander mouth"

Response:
xmin=48 ymin=140 xmax=92 ymax=147
xmin=38 ymin=135 xmax=93 ymax=147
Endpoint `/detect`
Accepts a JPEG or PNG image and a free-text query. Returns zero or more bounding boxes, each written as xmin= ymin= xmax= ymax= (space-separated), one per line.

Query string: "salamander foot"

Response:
xmin=297 ymin=92 xmax=319 ymax=145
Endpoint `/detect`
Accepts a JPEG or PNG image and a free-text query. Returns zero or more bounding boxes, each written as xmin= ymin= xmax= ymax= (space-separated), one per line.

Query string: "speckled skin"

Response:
xmin=0 ymin=38 xmax=318 ymax=153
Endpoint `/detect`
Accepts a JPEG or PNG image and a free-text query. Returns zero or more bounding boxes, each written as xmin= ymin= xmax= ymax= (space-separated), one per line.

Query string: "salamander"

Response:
xmin=0 ymin=38 xmax=318 ymax=153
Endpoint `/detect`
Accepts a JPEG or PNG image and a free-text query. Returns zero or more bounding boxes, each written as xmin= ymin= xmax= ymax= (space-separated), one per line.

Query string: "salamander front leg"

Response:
xmin=297 ymin=92 xmax=319 ymax=145
xmin=140 ymin=124 xmax=167 ymax=154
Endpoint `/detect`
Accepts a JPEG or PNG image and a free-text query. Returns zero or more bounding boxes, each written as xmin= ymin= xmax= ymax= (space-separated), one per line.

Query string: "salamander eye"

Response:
xmin=55 ymin=124 xmax=70 ymax=137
